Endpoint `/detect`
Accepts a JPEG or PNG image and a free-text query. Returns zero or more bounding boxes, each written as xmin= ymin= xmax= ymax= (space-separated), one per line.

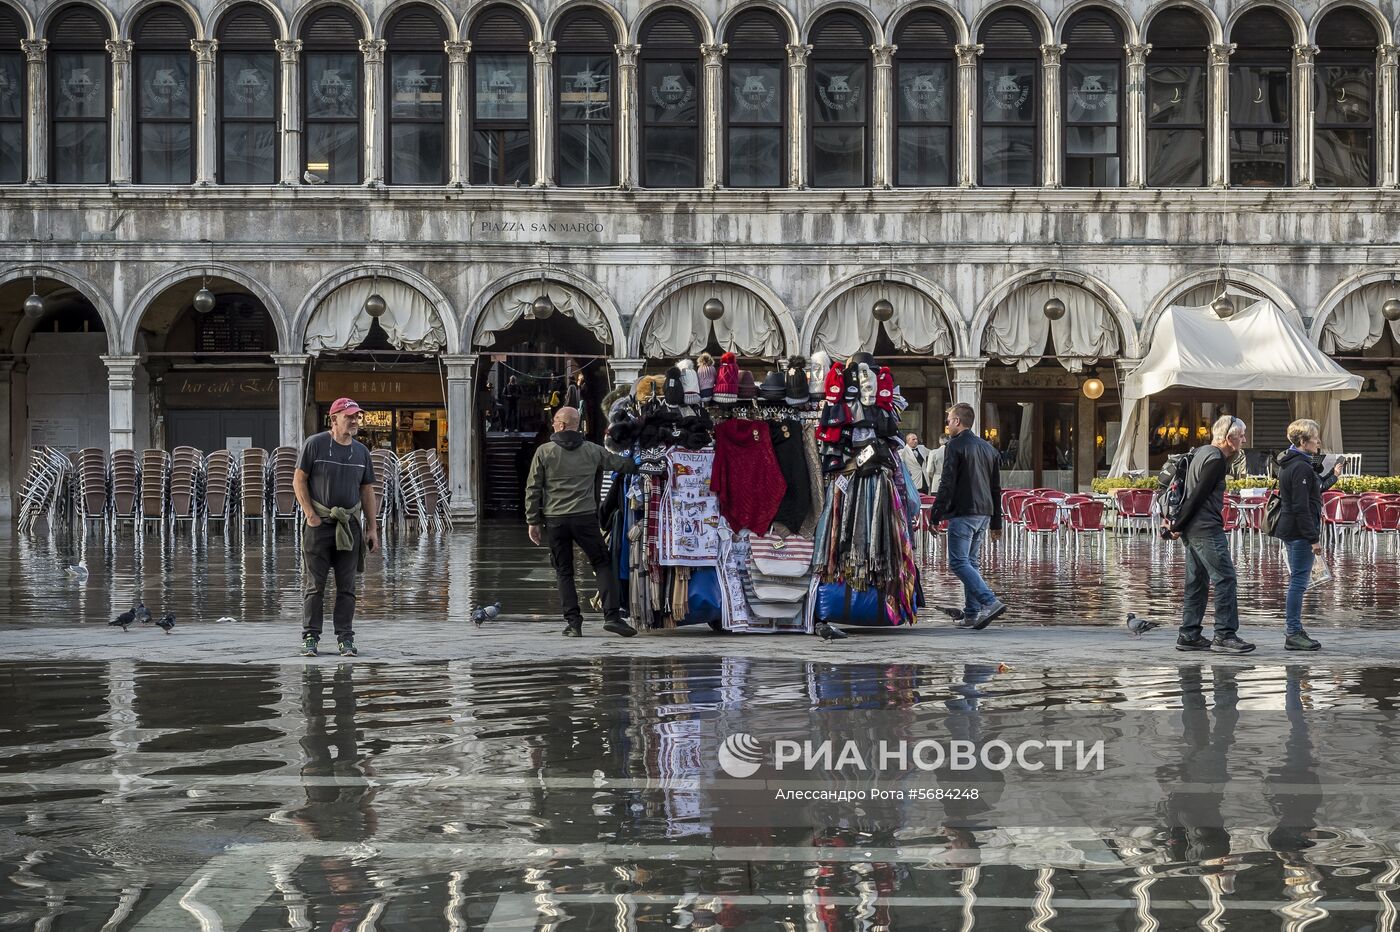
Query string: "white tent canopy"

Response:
xmin=304 ymin=279 xmax=446 ymax=355
xmin=1109 ymin=300 xmax=1363 ymax=476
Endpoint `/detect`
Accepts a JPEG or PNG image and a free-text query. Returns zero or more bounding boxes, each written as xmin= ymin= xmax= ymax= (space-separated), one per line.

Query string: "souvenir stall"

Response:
xmin=601 ymin=351 xmax=924 ymax=637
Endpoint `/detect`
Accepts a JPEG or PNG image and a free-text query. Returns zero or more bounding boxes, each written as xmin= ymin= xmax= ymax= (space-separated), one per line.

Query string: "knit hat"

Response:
xmin=696 ymin=356 xmax=717 ymax=401
xmin=843 ymin=364 xmax=860 ymax=401
xmin=815 ymin=402 xmax=851 ymax=444
xmin=876 ymin=366 xmax=895 ymax=411
xmin=806 ymin=351 xmax=830 ymax=402
xmin=758 ymin=370 xmax=786 ymax=403
xmin=737 ymin=369 xmax=757 ymax=402
xmin=822 ymin=360 xmax=846 ymax=405
xmin=677 ymin=359 xmax=701 ymax=405
xmin=785 ymin=356 xmax=809 ymax=407
xmin=857 ymin=364 xmax=877 ymax=407
xmin=663 ymin=366 xmax=685 ymax=407
xmin=714 ymin=352 xmax=739 ymax=404
xmin=634 ymin=374 xmax=665 ymax=405
xmin=605 ymin=408 xmax=640 ymax=452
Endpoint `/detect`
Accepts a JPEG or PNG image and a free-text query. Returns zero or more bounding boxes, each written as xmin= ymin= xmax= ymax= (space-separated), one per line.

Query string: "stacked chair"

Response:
xmin=270 ymin=446 xmax=300 ymax=528
xmin=16 ymin=447 xmax=73 ymax=534
xmin=110 ymin=450 xmax=141 ymax=525
xmin=139 ymin=448 xmax=170 ymax=532
xmin=400 ymin=449 xmax=453 ymax=533
xmin=369 ymin=448 xmax=402 ymax=535
xmin=240 ymin=447 xmax=268 ymax=530
xmin=75 ymin=448 xmax=110 ymax=525
xmin=168 ymin=446 xmax=204 ymax=529
xmin=203 ymin=450 xmax=236 ymax=529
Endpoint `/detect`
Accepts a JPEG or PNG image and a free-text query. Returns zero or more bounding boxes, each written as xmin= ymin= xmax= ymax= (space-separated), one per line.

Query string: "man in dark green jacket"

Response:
xmin=526 ymin=406 xmax=638 ymax=638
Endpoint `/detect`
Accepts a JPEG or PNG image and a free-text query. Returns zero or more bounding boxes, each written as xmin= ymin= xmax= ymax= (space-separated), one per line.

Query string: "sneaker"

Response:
xmin=300 ymin=636 xmax=318 ymax=657
xmin=603 ymin=618 xmax=638 ymax=638
xmin=971 ymin=599 xmax=1007 ymax=630
xmin=337 ymin=639 xmax=358 ymax=657
xmin=1285 ymin=631 xmax=1321 ymax=651
xmin=1175 ymin=635 xmax=1212 ymax=652
xmin=1212 ymin=635 xmax=1256 ymax=654
xmin=562 ymin=623 xmax=582 ymax=637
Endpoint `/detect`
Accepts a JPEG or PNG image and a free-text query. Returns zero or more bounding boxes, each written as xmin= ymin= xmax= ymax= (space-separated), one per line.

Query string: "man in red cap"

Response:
xmin=293 ymin=397 xmax=379 ymax=657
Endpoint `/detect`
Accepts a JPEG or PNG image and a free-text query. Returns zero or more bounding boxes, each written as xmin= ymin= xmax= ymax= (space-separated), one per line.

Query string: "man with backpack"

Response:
xmin=1162 ymin=415 xmax=1254 ymax=653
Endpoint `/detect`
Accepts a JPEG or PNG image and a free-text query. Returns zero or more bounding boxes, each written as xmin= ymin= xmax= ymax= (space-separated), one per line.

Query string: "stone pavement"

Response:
xmin=8 ymin=617 xmax=1400 ymax=667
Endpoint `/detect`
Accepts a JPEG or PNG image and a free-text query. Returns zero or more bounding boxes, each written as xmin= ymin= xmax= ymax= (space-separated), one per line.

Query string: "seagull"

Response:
xmin=215 ymin=616 xmax=238 ymax=624
xmin=303 ymin=170 xmax=325 ymax=185
xmin=63 ymin=559 xmax=89 ymax=582
xmin=155 ymin=613 xmax=176 ymax=634
xmin=135 ymin=601 xmax=153 ymax=626
xmin=471 ymin=601 xmax=501 ymax=627
xmin=1126 ymin=612 xmax=1163 ymax=638
xmin=109 ymin=607 xmax=135 ymax=632
xmin=815 ymin=622 xmax=848 ymax=641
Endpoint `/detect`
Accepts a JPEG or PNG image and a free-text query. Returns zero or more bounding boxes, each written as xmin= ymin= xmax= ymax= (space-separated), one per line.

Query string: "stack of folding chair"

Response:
xmin=140 ymin=449 xmax=170 ymax=532
xmin=398 ymin=451 xmax=431 ymax=533
xmin=169 ymin=446 xmax=204 ymax=528
xmin=203 ymin=450 xmax=236 ymax=529
xmin=423 ymin=450 xmax=453 ymax=527
xmin=240 ymin=447 xmax=268 ymax=530
xmin=75 ymin=448 xmax=109 ymax=526
xmin=369 ymin=448 xmax=400 ymax=536
xmin=110 ymin=450 xmax=141 ymax=526
xmin=270 ymin=446 xmax=300 ymax=527
xmin=16 ymin=447 xmax=72 ymax=534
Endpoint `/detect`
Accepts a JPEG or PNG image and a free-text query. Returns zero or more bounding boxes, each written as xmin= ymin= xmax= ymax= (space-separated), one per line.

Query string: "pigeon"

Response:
xmin=1126 ymin=612 xmax=1163 ymax=637
xmin=215 ymin=616 xmax=238 ymax=624
xmin=155 ymin=613 xmax=176 ymax=634
xmin=135 ymin=601 xmax=153 ymax=626
xmin=109 ymin=607 xmax=135 ymax=632
xmin=935 ymin=606 xmax=965 ymax=621
xmin=815 ymin=622 xmax=848 ymax=641
xmin=471 ymin=601 xmax=501 ymax=627
xmin=303 ymin=170 xmax=325 ymax=185
xmin=63 ymin=559 xmax=89 ymax=582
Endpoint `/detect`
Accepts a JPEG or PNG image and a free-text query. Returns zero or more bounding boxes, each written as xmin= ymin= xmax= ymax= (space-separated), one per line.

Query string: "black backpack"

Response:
xmin=1158 ymin=448 xmax=1195 ymax=527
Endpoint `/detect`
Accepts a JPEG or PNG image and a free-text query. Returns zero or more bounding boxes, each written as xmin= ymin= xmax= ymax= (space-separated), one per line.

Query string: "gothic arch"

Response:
xmin=0 ymin=264 xmax=119 ymax=354
xmin=120 ymin=262 xmax=290 ymax=353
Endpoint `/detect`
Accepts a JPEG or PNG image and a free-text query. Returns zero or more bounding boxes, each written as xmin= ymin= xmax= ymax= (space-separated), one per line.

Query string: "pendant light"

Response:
xmin=872 ymin=298 xmax=894 ymax=322
xmin=532 ymin=243 xmax=555 ymax=320
xmin=364 ymin=272 xmax=387 ymax=318
xmin=22 ymin=274 xmax=44 ymax=319
xmin=192 ymin=275 xmax=216 ymax=314
xmin=1384 ymin=273 xmax=1400 ymax=322
xmin=1081 ymin=366 xmax=1105 ymax=400
xmin=1043 ymin=271 xmax=1066 ymax=321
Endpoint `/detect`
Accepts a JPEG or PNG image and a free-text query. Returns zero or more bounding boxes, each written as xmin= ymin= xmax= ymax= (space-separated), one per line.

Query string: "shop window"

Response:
xmin=1229 ymin=9 xmax=1293 ymax=187
xmin=301 ymin=7 xmax=362 ymax=184
xmin=893 ymin=10 xmax=954 ymax=186
xmin=1145 ymin=6 xmax=1207 ymax=186
xmin=982 ymin=395 xmax=1076 ymax=491
xmin=0 ymin=7 xmax=24 ymax=183
xmin=470 ymin=5 xmax=532 ymax=185
xmin=809 ymin=11 xmax=870 ymax=188
xmin=554 ymin=9 xmax=615 ymax=187
xmin=1062 ymin=9 xmax=1123 ymax=187
xmin=217 ymin=5 xmax=278 ymax=183
xmin=48 ymin=5 xmax=111 ymax=184
xmin=1148 ymin=396 xmax=1236 ymax=468
xmin=196 ymin=300 xmax=273 ymax=354
xmin=134 ymin=6 xmax=195 ymax=183
xmin=1094 ymin=401 xmax=1121 ymax=474
xmin=639 ymin=9 xmax=701 ymax=187
xmin=723 ymin=9 xmax=787 ymax=187
xmin=1314 ymin=7 xmax=1378 ymax=187
xmin=978 ymin=10 xmax=1040 ymax=186
xmin=386 ymin=6 xmax=447 ymax=184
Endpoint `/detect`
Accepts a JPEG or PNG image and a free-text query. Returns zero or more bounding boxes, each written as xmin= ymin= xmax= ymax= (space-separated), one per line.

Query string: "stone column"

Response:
xmin=191 ymin=39 xmax=219 ymax=184
xmin=1292 ymin=44 xmax=1318 ymax=188
xmin=615 ymin=43 xmax=640 ymax=188
xmin=360 ymin=38 xmax=386 ymax=185
xmin=955 ymin=44 xmax=983 ymax=187
xmin=948 ymin=358 xmax=987 ymax=432
xmin=529 ymin=40 xmax=555 ymax=186
xmin=1208 ymin=43 xmax=1235 ymax=188
xmin=106 ymin=39 xmax=134 ymax=184
xmin=441 ymin=354 xmax=478 ymax=520
xmin=102 ymin=355 xmax=140 ymax=451
xmin=871 ymin=43 xmax=896 ymax=188
xmin=273 ymin=354 xmax=309 ymax=449
xmin=609 ymin=357 xmax=645 ymax=388
xmin=701 ymin=42 xmax=727 ymax=189
xmin=276 ymin=39 xmax=302 ymax=185
xmin=1381 ymin=45 xmax=1399 ymax=188
xmin=1040 ymin=43 xmax=1066 ymax=188
xmin=0 ymin=359 xmax=13 ymax=518
xmin=1125 ymin=43 xmax=1151 ymax=188
xmin=446 ymin=41 xmax=470 ymax=185
xmin=21 ymin=40 xmax=46 ymax=184
xmin=785 ymin=43 xmax=812 ymax=188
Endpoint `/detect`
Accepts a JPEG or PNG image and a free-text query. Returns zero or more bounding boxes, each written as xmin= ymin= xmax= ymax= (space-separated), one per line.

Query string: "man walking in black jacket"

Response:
xmin=930 ymin=403 xmax=1006 ymax=629
xmin=1164 ymin=415 xmax=1254 ymax=653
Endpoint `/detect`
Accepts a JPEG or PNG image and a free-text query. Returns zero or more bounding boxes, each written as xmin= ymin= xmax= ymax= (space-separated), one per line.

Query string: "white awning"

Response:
xmin=812 ymin=283 xmax=952 ymax=359
xmin=983 ymin=282 xmax=1120 ymax=372
xmin=642 ymin=283 xmax=782 ymax=359
xmin=1319 ymin=281 xmax=1400 ymax=353
xmin=475 ymin=281 xmax=612 ymax=349
xmin=305 ymin=279 xmax=446 ymax=355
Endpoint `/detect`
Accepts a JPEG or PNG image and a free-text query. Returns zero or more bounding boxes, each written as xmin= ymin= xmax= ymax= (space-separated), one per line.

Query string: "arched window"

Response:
xmin=0 ymin=7 xmax=23 ymax=182
xmin=48 ymin=5 xmax=110 ymax=183
xmin=893 ymin=9 xmax=955 ymax=186
xmin=978 ymin=9 xmax=1040 ymax=186
xmin=470 ymin=5 xmax=532 ymax=185
xmin=554 ymin=9 xmax=615 ymax=186
xmin=301 ymin=6 xmax=362 ymax=184
xmin=1229 ymin=8 xmax=1293 ymax=186
xmin=1314 ymin=7 xmax=1378 ymax=187
xmin=386 ymin=6 xmax=446 ymax=184
xmin=217 ymin=4 xmax=278 ymax=183
xmin=724 ymin=10 xmax=786 ymax=186
xmin=1144 ymin=6 xmax=1207 ymax=186
xmin=1062 ymin=8 xmax=1123 ymax=186
xmin=134 ymin=6 xmax=195 ymax=183
xmin=639 ymin=9 xmax=701 ymax=187
xmin=809 ymin=11 xmax=870 ymax=188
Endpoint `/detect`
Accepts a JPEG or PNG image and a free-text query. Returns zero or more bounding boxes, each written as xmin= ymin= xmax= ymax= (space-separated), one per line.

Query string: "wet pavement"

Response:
xmin=4 ymin=524 xmax=1400 ymax=929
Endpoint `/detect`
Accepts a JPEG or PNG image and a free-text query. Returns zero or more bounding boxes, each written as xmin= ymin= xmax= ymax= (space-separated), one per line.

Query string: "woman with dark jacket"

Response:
xmin=1269 ymin=418 xmax=1343 ymax=651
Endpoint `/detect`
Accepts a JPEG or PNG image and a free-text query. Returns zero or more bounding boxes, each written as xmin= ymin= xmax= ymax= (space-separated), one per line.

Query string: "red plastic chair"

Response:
xmin=1114 ymin=488 xmax=1156 ymax=533
xmin=1003 ymin=492 xmax=1035 ymax=538
xmin=1022 ymin=499 xmax=1062 ymax=535
xmin=1069 ymin=500 xmax=1107 ymax=536
xmin=1221 ymin=502 xmax=1242 ymax=532
xmin=1322 ymin=495 xmax=1361 ymax=544
xmin=1360 ymin=500 xmax=1400 ymax=551
xmin=1033 ymin=488 xmax=1069 ymax=500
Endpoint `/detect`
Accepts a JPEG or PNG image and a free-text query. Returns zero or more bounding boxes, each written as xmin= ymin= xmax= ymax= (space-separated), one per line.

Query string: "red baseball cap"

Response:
xmin=329 ymin=397 xmax=364 ymax=416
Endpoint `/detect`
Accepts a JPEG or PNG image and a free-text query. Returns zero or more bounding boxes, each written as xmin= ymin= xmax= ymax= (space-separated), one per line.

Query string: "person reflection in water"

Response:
xmin=1266 ymin=665 xmax=1326 ymax=913
xmin=938 ymin=663 xmax=1005 ymax=858
xmin=288 ymin=665 xmax=378 ymax=929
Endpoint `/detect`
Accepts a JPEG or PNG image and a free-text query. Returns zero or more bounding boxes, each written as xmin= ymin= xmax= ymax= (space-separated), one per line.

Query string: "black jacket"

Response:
xmin=1172 ymin=445 xmax=1228 ymax=535
xmin=1270 ymin=448 xmax=1337 ymax=544
xmin=930 ymin=429 xmax=1003 ymax=530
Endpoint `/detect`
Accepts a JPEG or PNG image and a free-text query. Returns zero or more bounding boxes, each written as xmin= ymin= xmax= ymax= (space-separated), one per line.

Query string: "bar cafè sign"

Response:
xmin=163 ymin=371 xmax=276 ymax=409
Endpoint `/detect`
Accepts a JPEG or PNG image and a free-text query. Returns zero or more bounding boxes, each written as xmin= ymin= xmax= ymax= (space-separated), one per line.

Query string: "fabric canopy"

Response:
xmin=304 ymin=279 xmax=446 ymax=355
xmin=1109 ymin=300 xmax=1363 ymax=475
xmin=642 ymin=283 xmax=783 ymax=359
xmin=983 ymin=282 xmax=1120 ymax=372
xmin=475 ymin=281 xmax=612 ymax=348
xmin=811 ymin=283 xmax=953 ymax=359
xmin=1319 ymin=281 xmax=1400 ymax=352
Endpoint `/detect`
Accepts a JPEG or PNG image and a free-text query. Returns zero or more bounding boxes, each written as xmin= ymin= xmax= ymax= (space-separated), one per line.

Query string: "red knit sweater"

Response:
xmin=712 ymin=418 xmax=787 ymax=535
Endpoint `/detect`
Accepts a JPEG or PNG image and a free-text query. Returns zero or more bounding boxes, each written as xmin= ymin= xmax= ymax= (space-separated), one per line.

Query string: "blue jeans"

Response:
xmin=1180 ymin=531 xmax=1239 ymax=640
xmin=1283 ymin=538 xmax=1315 ymax=635
xmin=947 ymin=516 xmax=996 ymax=615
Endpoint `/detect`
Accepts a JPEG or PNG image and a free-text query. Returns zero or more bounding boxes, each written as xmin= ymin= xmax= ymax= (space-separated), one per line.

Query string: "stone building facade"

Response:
xmin=2 ymin=0 xmax=1400 ymax=519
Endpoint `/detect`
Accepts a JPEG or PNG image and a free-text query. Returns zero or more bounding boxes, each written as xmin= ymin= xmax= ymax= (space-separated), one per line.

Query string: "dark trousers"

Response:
xmin=1180 ymin=531 xmax=1239 ymax=640
xmin=546 ymin=514 xmax=621 ymax=626
xmin=302 ymin=523 xmax=359 ymax=641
